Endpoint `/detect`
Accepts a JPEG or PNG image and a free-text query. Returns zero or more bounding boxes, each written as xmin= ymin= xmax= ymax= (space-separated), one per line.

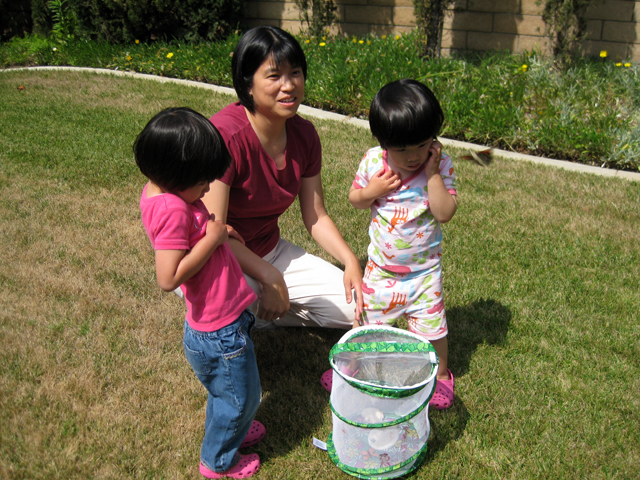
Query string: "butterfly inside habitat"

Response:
xmin=461 ymin=148 xmax=493 ymax=167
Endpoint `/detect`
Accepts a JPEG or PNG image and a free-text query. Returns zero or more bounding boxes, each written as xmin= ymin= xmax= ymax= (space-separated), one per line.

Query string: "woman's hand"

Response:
xmin=226 ymin=224 xmax=245 ymax=245
xmin=256 ymin=266 xmax=290 ymax=322
xmin=343 ymin=260 xmax=364 ymax=322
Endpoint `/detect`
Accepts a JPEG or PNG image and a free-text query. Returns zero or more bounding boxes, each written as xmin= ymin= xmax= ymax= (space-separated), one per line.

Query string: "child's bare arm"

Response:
xmin=349 ymin=168 xmax=401 ymax=209
xmin=425 ymin=141 xmax=457 ymax=223
xmin=155 ymin=217 xmax=228 ymax=291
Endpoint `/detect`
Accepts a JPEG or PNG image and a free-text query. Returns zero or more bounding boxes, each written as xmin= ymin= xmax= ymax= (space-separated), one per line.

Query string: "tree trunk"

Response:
xmin=422 ymin=0 xmax=448 ymax=59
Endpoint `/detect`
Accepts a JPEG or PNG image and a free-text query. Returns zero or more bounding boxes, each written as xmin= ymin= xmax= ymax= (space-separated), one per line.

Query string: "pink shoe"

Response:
xmin=200 ymin=454 xmax=260 ymax=479
xmin=429 ymin=369 xmax=454 ymax=410
xmin=321 ymin=369 xmax=333 ymax=392
xmin=240 ymin=420 xmax=265 ymax=448
xmin=321 ymin=365 xmax=359 ymax=392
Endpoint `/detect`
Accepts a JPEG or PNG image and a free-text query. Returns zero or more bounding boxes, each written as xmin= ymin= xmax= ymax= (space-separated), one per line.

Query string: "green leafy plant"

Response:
xmin=412 ymin=0 xmax=453 ymax=58
xmin=57 ymin=0 xmax=242 ymax=43
xmin=295 ymin=0 xmax=339 ymax=38
xmin=47 ymin=0 xmax=76 ymax=41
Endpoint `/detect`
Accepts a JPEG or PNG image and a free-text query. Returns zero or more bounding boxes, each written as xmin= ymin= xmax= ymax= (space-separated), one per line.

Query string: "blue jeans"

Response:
xmin=183 ymin=310 xmax=261 ymax=472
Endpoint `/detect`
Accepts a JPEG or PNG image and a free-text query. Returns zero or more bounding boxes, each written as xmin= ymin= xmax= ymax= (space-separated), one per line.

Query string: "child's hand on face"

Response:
xmin=425 ymin=140 xmax=443 ymax=179
xmin=367 ymin=168 xmax=401 ymax=198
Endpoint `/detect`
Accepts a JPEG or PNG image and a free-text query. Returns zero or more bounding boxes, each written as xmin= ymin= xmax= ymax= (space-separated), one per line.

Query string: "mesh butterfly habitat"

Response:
xmin=327 ymin=326 xmax=439 ymax=479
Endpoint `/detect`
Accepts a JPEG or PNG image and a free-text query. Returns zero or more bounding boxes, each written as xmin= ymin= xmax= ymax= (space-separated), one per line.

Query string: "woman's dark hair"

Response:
xmin=369 ymin=79 xmax=445 ymax=150
xmin=232 ymin=25 xmax=307 ymax=113
xmin=133 ymin=107 xmax=231 ymax=192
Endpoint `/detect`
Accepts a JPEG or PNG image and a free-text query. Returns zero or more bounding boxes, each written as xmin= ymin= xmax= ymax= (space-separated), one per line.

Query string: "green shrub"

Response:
xmin=30 ymin=0 xmax=243 ymax=43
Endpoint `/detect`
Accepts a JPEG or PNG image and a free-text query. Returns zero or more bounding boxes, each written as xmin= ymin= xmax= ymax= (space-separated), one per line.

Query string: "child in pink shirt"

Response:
xmin=135 ymin=107 xmax=262 ymax=479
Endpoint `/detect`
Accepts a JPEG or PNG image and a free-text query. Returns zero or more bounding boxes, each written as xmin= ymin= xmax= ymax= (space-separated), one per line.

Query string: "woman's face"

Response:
xmin=249 ymin=55 xmax=305 ymax=120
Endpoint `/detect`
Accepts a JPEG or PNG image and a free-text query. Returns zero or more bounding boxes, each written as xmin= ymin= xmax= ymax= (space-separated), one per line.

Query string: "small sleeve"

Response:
xmin=352 ymin=149 xmax=378 ymax=189
xmin=151 ymin=208 xmax=191 ymax=251
xmin=439 ymin=152 xmax=457 ymax=194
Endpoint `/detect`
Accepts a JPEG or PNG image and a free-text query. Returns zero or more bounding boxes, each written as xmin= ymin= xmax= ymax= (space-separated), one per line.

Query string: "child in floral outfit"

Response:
xmin=350 ymin=79 xmax=457 ymax=409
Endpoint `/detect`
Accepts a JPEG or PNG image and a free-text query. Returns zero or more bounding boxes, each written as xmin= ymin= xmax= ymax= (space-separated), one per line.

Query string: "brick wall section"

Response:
xmin=242 ymin=0 xmax=640 ymax=61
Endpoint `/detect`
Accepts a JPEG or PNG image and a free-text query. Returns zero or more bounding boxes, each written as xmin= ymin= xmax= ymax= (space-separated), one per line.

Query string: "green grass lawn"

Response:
xmin=1 ymin=70 xmax=639 ymax=479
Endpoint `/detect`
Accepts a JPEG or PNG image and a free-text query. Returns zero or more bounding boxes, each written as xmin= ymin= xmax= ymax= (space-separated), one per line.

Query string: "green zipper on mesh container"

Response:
xmin=329 ymin=388 xmax=433 ymax=428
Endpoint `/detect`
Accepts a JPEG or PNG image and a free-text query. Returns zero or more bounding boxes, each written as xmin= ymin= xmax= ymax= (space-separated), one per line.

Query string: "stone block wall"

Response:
xmin=242 ymin=0 xmax=640 ymax=61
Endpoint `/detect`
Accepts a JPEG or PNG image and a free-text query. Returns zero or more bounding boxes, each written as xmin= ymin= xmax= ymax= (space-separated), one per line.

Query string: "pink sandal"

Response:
xmin=321 ymin=365 xmax=360 ymax=393
xmin=240 ymin=420 xmax=265 ymax=448
xmin=200 ymin=454 xmax=260 ymax=479
xmin=429 ymin=369 xmax=454 ymax=410
xmin=321 ymin=369 xmax=333 ymax=392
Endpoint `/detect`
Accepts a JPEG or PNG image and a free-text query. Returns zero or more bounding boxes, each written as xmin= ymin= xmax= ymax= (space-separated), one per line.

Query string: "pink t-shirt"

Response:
xmin=140 ymin=184 xmax=256 ymax=332
xmin=211 ymin=102 xmax=322 ymax=258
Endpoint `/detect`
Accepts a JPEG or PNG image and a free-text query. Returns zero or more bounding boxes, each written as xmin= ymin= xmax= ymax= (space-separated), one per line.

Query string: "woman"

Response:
xmin=203 ymin=26 xmax=363 ymax=337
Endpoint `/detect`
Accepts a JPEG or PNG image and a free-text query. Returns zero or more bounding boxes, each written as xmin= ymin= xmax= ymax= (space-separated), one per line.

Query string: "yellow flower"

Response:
xmin=126 ymin=55 xmax=132 ymax=61
xmin=395 ymin=35 xmax=400 ymax=40
xmin=319 ymin=42 xmax=326 ymax=47
xmin=353 ymin=38 xmax=357 ymax=43
xmin=305 ymin=39 xmax=310 ymax=44
xmin=382 ymin=35 xmax=387 ymax=39
xmin=167 ymin=52 xmax=174 ymax=58
xmin=616 ymin=62 xmax=622 ymax=67
xmin=624 ymin=63 xmax=631 ymax=67
xmin=367 ymin=40 xmax=371 ymax=45
xmin=600 ymin=50 xmax=607 ymax=58
xmin=359 ymin=40 xmax=364 ymax=44
xmin=521 ymin=64 xmax=528 ymax=72
xmin=135 ymin=39 xmax=139 ymax=44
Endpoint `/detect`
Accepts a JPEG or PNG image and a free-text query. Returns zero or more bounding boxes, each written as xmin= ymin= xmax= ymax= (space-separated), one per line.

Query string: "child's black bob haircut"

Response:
xmin=369 ymin=79 xmax=444 ymax=150
xmin=133 ymin=107 xmax=231 ymax=192
xmin=232 ymin=25 xmax=307 ymax=113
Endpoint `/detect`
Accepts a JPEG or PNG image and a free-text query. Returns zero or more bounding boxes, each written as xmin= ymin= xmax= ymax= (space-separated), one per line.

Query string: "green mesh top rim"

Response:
xmin=329 ymin=327 xmax=438 ymax=397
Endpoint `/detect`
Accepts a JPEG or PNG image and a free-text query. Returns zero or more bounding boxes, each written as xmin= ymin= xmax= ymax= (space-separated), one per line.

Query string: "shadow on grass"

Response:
xmin=419 ymin=298 xmax=512 ymax=465
xmin=448 ymin=298 xmax=512 ymax=376
xmin=251 ymin=326 xmax=346 ymax=459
